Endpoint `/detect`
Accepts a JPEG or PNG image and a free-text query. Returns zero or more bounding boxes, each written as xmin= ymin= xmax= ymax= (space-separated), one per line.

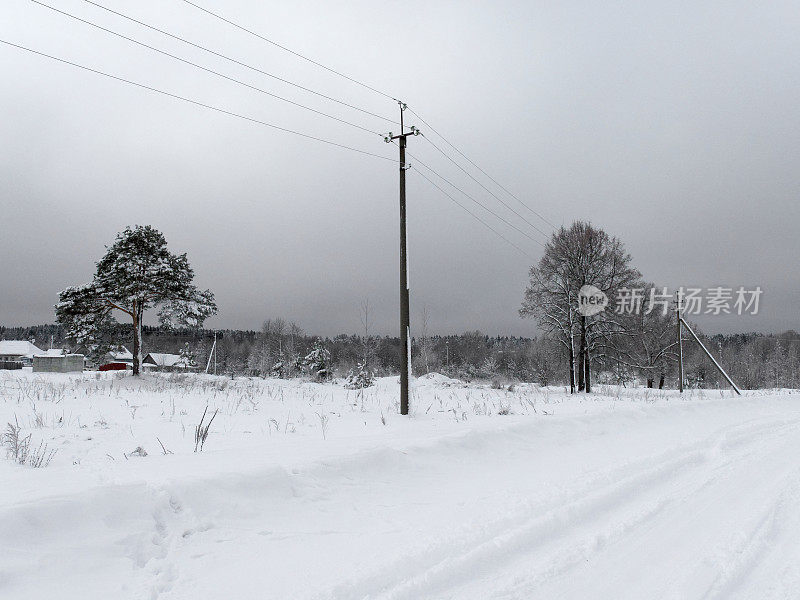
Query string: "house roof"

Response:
xmin=108 ymin=346 xmax=133 ymax=361
xmin=143 ymin=353 xmax=189 ymax=367
xmin=0 ymin=340 xmax=45 ymax=357
xmin=35 ymin=348 xmax=67 ymax=357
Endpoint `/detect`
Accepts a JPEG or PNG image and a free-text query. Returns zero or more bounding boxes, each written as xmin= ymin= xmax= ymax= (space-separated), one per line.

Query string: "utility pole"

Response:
xmin=676 ymin=292 xmax=684 ymax=393
xmin=386 ymin=101 xmax=419 ymax=415
xmin=205 ymin=331 xmax=218 ymax=375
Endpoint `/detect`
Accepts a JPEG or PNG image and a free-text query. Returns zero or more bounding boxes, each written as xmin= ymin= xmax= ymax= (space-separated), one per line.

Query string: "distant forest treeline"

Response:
xmin=2 ymin=322 xmax=799 ymax=389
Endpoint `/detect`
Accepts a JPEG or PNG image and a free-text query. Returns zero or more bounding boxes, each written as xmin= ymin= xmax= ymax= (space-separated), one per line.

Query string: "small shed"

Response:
xmin=98 ymin=362 xmax=130 ymax=372
xmin=33 ymin=354 xmax=85 ymax=373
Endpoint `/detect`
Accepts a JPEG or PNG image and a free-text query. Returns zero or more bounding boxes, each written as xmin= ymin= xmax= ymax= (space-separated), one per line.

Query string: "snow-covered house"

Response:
xmin=108 ymin=347 xmax=133 ymax=361
xmin=98 ymin=346 xmax=134 ymax=371
xmin=0 ymin=340 xmax=44 ymax=367
xmin=142 ymin=353 xmax=194 ymax=371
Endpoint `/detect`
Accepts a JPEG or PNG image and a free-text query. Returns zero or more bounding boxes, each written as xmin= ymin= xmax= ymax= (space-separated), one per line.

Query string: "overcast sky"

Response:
xmin=1 ymin=0 xmax=798 ymax=336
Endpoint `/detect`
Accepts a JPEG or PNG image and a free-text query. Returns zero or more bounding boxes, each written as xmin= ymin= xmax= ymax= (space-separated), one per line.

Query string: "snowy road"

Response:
xmin=441 ymin=413 xmax=800 ymax=600
xmin=2 ymin=378 xmax=799 ymax=599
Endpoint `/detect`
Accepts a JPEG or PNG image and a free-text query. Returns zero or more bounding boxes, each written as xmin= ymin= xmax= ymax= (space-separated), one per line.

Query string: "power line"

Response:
xmin=0 ymin=39 xmax=396 ymax=163
xmin=418 ymin=130 xmax=551 ymax=240
xmin=178 ymin=0 xmax=398 ymax=102
xmin=30 ymin=0 xmax=384 ymax=137
xmin=406 ymin=106 xmax=558 ymax=230
xmin=172 ymin=0 xmax=553 ymax=243
xmin=402 ymin=146 xmax=546 ymax=248
xmin=391 ymin=139 xmax=541 ymax=254
xmin=169 ymin=0 xmax=554 ymax=243
xmin=77 ymin=0 xmax=398 ymax=126
xmin=413 ymin=169 xmax=535 ymax=260
xmin=13 ymin=1 xmax=542 ymax=258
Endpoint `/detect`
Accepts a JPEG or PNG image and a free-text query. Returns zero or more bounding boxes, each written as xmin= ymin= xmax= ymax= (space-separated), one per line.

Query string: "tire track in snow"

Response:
xmin=317 ymin=415 xmax=800 ymax=600
xmin=481 ymin=418 xmax=800 ymax=600
xmin=700 ymin=467 xmax=800 ymax=600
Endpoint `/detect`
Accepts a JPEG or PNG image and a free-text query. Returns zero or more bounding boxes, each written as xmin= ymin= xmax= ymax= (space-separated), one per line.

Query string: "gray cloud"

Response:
xmin=1 ymin=0 xmax=798 ymax=335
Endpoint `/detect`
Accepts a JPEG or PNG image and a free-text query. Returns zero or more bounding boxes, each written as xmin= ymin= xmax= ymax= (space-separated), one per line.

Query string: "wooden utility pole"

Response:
xmin=386 ymin=102 xmax=419 ymax=415
xmin=676 ymin=292 xmax=684 ymax=393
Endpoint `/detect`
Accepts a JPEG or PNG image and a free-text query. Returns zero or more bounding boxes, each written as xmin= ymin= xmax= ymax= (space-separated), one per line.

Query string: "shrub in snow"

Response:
xmin=194 ymin=406 xmax=218 ymax=452
xmin=3 ymin=421 xmax=56 ymax=468
xmin=497 ymin=400 xmax=513 ymax=415
xmin=316 ymin=411 xmax=330 ymax=440
xmin=344 ymin=362 xmax=375 ymax=389
xmin=452 ymin=364 xmax=479 ymax=382
xmin=480 ymin=356 xmax=500 ymax=379
xmin=270 ymin=359 xmax=285 ymax=378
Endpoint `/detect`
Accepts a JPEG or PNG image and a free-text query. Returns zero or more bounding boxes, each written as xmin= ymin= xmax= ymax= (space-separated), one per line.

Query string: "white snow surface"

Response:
xmin=1 ymin=370 xmax=799 ymax=600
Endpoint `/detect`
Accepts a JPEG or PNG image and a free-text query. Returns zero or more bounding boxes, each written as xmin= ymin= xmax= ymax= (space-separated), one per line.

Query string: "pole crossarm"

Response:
xmin=387 ymin=129 xmax=420 ymax=140
xmin=385 ymin=126 xmax=421 ymax=143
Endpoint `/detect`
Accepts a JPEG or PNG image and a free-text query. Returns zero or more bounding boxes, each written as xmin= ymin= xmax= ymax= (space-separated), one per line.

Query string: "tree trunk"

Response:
xmin=647 ymin=378 xmax=654 ymax=388
xmin=568 ymin=341 xmax=576 ymax=394
xmin=132 ymin=303 xmax=142 ymax=376
xmin=568 ymin=304 xmax=576 ymax=394
xmin=584 ymin=346 xmax=591 ymax=393
xmin=658 ymin=373 xmax=665 ymax=389
xmin=577 ymin=317 xmax=586 ymax=391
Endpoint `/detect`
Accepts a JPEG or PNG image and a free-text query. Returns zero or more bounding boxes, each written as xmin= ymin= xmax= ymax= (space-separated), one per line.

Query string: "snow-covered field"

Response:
xmin=1 ymin=370 xmax=799 ymax=600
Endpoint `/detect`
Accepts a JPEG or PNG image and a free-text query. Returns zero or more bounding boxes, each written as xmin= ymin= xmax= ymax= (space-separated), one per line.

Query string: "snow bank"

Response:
xmin=415 ymin=372 xmax=465 ymax=387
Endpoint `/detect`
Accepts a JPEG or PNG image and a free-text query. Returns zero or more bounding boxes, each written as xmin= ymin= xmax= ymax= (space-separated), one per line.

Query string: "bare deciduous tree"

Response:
xmin=607 ymin=284 xmax=676 ymax=387
xmin=521 ymin=221 xmax=640 ymax=392
xmin=360 ymin=298 xmax=376 ymax=370
xmin=417 ymin=304 xmax=436 ymax=375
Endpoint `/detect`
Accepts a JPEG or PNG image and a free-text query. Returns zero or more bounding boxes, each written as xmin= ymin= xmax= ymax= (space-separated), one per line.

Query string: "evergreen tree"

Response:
xmin=55 ymin=225 xmax=217 ymax=374
xmin=302 ymin=340 xmax=331 ymax=381
xmin=345 ymin=361 xmax=375 ymax=389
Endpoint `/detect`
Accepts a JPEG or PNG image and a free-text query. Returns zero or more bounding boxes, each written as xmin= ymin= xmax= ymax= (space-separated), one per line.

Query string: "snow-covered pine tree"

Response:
xmin=55 ymin=225 xmax=217 ymax=375
xmin=179 ymin=342 xmax=198 ymax=368
xmin=344 ymin=361 xmax=375 ymax=389
xmin=302 ymin=341 xmax=331 ymax=381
